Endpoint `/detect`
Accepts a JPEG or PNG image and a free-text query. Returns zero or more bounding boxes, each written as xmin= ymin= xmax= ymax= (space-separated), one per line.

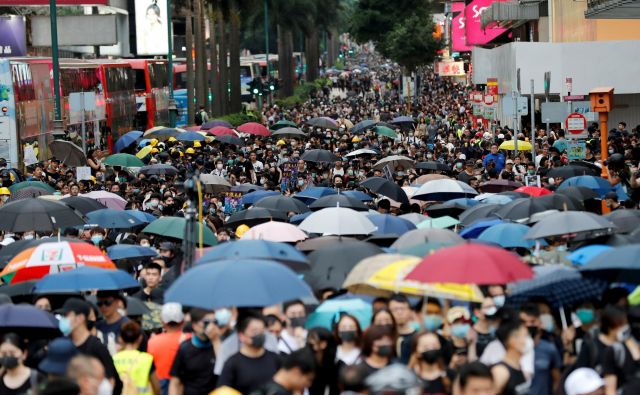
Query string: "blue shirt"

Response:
xmin=483 ymin=153 xmax=506 ymax=173
xmin=530 ymin=339 xmax=562 ymax=395
xmin=553 ymin=139 xmax=568 ymax=153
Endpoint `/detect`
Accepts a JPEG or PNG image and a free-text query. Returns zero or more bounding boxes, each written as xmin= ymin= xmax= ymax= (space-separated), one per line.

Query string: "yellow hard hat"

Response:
xmin=193 ymin=140 xmax=202 ymax=148
xmin=352 ymin=136 xmax=361 ymax=143
xmin=150 ymin=139 xmax=158 ymax=147
xmin=276 ymin=139 xmax=286 ymax=146
xmin=185 ymin=147 xmax=195 ymax=154
xmin=0 ymin=187 xmax=10 ymax=196
xmin=151 ymin=148 xmax=159 ymax=153
xmin=209 ymin=387 xmax=241 ymax=395
xmin=168 ymin=137 xmax=177 ymax=142
xmin=235 ymin=224 xmax=250 ymax=239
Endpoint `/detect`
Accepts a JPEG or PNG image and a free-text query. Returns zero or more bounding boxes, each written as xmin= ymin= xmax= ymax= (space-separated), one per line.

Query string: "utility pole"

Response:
xmin=264 ymin=0 xmax=272 ymax=107
xmin=512 ymin=91 xmax=519 ymax=156
xmin=530 ymin=79 xmax=536 ymax=161
xmin=49 ymin=0 xmax=63 ymax=136
xmin=167 ymin=0 xmax=176 ymax=127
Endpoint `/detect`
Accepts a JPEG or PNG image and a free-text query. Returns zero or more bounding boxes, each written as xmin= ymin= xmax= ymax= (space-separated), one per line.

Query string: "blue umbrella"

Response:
xmin=106 ymin=245 xmax=158 ymax=260
xmin=448 ymin=198 xmax=480 ymax=207
xmin=478 ymin=223 xmax=544 ymax=249
xmin=567 ymin=245 xmax=613 ymax=266
xmin=508 ymin=265 xmax=607 ymax=309
xmin=0 ymin=304 xmax=60 ymax=337
xmin=34 ymin=267 xmax=140 ymax=293
xmin=289 ymin=211 xmax=312 ymax=225
xmin=367 ymin=214 xmax=416 ymax=236
xmin=459 ymin=218 xmax=503 ymax=239
xmin=138 ymin=139 xmax=152 ymax=148
xmin=196 ymin=240 xmax=309 ymax=270
xmin=165 ymin=259 xmax=314 ymax=310
xmin=559 ymin=176 xmax=613 ymax=197
xmin=476 ymin=194 xmax=513 ymax=205
xmin=241 ymin=190 xmax=280 ymax=205
xmin=342 ymin=190 xmax=374 ymax=202
xmin=293 ymin=187 xmax=337 ymax=205
xmin=305 ymin=298 xmax=372 ymax=330
xmin=176 ymin=131 xmax=206 ymax=142
xmin=125 ymin=210 xmax=157 ymax=224
xmin=85 ymin=209 xmax=144 ymax=229
xmin=390 ymin=116 xmax=414 ymax=124
xmin=113 ymin=131 xmax=143 ymax=153
xmin=580 ymin=244 xmax=640 ymax=283
xmin=351 ymin=120 xmax=377 ymax=134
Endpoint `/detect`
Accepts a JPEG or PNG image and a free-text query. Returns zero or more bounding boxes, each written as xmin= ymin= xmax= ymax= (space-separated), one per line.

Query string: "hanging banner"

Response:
xmin=464 ymin=0 xmax=508 ymax=45
xmin=436 ymin=61 xmax=465 ymax=77
xmin=135 ymin=0 xmax=169 ymax=56
xmin=0 ymin=16 xmax=26 ymax=57
xmin=452 ymin=3 xmax=473 ymax=52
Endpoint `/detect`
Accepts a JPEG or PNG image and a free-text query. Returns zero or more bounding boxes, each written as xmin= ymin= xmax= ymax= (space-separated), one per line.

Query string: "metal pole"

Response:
xmin=167 ymin=0 xmax=176 ymax=127
xmin=81 ymin=93 xmax=86 ymax=154
xmin=513 ymin=91 xmax=518 ymax=156
xmin=530 ymin=79 xmax=536 ymax=161
xmin=264 ymin=0 xmax=271 ymax=106
xmin=49 ymin=0 xmax=63 ymax=127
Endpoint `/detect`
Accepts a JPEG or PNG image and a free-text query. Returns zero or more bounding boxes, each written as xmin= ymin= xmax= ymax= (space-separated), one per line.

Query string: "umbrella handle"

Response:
xmin=559 ymin=305 xmax=568 ymax=330
xmin=197 ymin=180 xmax=204 ymax=252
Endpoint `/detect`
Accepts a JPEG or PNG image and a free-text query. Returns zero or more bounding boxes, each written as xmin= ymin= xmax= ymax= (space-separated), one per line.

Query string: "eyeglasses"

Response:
xmin=97 ymin=299 xmax=114 ymax=307
xmin=203 ymin=319 xmax=216 ymax=327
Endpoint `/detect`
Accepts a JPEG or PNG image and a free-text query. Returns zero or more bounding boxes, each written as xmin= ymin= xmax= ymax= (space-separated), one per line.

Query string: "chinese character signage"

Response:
xmin=436 ymin=61 xmax=465 ymax=77
xmin=0 ymin=16 xmax=26 ymax=57
xmin=452 ymin=3 xmax=473 ymax=52
xmin=464 ymin=0 xmax=508 ymax=45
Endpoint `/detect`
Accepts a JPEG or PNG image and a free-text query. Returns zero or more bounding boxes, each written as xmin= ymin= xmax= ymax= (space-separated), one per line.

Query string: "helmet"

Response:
xmin=168 ymin=137 xmax=177 ymax=142
xmin=193 ymin=140 xmax=202 ymax=148
xmin=185 ymin=148 xmax=195 ymax=154
xmin=209 ymin=387 xmax=241 ymax=395
xmin=150 ymin=139 xmax=158 ymax=147
xmin=0 ymin=187 xmax=10 ymax=195
xmin=352 ymin=136 xmax=361 ymax=143
xmin=151 ymin=148 xmax=159 ymax=154
xmin=276 ymin=139 xmax=286 ymax=146
xmin=235 ymin=224 xmax=250 ymax=239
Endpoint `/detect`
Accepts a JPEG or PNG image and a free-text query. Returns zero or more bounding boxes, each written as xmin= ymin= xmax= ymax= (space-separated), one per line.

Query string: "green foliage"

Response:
xmin=219 ymin=111 xmax=259 ymax=126
xmin=274 ymin=79 xmax=326 ymax=109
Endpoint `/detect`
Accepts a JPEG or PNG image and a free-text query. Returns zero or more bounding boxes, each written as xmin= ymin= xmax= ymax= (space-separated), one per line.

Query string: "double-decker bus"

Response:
xmin=123 ymin=59 xmax=170 ymax=130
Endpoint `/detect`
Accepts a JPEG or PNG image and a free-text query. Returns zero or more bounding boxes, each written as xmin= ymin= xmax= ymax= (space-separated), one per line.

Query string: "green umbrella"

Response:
xmin=142 ymin=216 xmax=218 ymax=246
xmin=416 ymin=216 xmax=460 ymax=229
xmin=396 ymin=242 xmax=454 ymax=258
xmin=103 ymin=153 xmax=144 ymax=168
xmin=8 ymin=181 xmax=55 ymax=194
xmin=373 ymin=125 xmax=397 ymax=139
xmin=270 ymin=120 xmax=298 ymax=130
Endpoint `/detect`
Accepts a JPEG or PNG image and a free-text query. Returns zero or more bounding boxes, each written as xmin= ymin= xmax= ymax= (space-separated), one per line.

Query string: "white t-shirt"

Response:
xmin=336 ymin=346 xmax=361 ymax=366
xmin=278 ymin=328 xmax=307 ymax=354
xmin=479 ymin=338 xmax=535 ymax=378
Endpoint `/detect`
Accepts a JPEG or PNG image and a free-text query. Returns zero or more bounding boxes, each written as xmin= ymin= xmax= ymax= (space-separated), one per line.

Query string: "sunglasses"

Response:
xmin=97 ymin=299 xmax=114 ymax=307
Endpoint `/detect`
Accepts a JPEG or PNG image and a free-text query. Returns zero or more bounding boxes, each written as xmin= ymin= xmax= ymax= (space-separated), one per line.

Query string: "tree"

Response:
xmin=379 ymin=12 xmax=441 ymax=72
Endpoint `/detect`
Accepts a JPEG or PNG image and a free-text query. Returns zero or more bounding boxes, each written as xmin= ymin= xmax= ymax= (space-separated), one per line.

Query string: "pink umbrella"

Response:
xmin=237 ymin=122 xmax=271 ymax=137
xmin=184 ymin=126 xmax=201 ymax=132
xmin=81 ymin=191 xmax=127 ymax=210
xmin=242 ymin=221 xmax=308 ymax=243
xmin=208 ymin=126 xmax=238 ymax=137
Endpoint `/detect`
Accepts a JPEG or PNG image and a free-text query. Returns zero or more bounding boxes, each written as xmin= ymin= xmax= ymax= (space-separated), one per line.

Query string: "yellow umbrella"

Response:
xmin=343 ymin=254 xmax=416 ymax=296
xmin=368 ymin=258 xmax=484 ymax=302
xmin=136 ymin=145 xmax=153 ymax=159
xmin=499 ymin=140 xmax=532 ymax=151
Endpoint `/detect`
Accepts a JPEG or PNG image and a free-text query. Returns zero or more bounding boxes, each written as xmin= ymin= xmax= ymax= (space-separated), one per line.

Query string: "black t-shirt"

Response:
xmin=475 ymin=329 xmax=494 ymax=359
xmin=169 ymin=340 xmax=217 ymax=395
xmin=457 ymin=171 xmax=475 ymax=185
xmin=602 ymin=343 xmax=640 ymax=388
xmin=76 ymin=335 xmax=122 ymax=395
xmin=217 ymin=351 xmax=281 ymax=395
xmin=0 ymin=370 xmax=41 ymax=395
xmin=250 ymin=380 xmax=292 ymax=395
xmin=398 ymin=330 xmax=416 ymax=364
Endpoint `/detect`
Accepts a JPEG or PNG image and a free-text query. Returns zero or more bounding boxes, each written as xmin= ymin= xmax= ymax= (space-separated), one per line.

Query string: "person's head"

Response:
xmin=265 ymin=314 xmax=284 ymax=338
xmin=388 ymin=294 xmax=412 ymax=327
xmin=158 ymin=242 xmax=175 ymax=259
xmin=143 ymin=262 xmax=162 ymax=289
xmin=146 ymin=3 xmax=161 ymax=23
xmin=96 ymin=291 xmax=123 ymax=319
xmin=334 ymin=313 xmax=363 ymax=346
xmin=604 ymin=191 xmax=619 ymax=209
xmin=600 ymin=305 xmax=628 ymax=341
xmin=66 ymin=355 xmax=104 ymax=395
xmin=419 ymin=298 xmax=444 ymax=331
xmin=283 ymin=300 xmax=306 ymax=329
xmin=35 ymin=296 xmax=52 ymax=312
xmin=371 ymin=308 xmax=396 ymax=332
xmin=189 ymin=308 xmax=216 ymax=340
xmin=119 ymin=321 xmax=143 ymax=348
xmin=496 ymin=319 xmax=528 ymax=355
xmin=160 ymin=302 xmax=185 ymax=329
xmin=456 ymin=362 xmax=495 ymax=395
xmin=307 ymin=327 xmax=337 ymax=364
xmin=58 ymin=298 xmax=91 ymax=336
xmin=0 ymin=333 xmax=26 ymax=371
xmin=277 ymin=349 xmax=316 ymax=391
xmin=237 ymin=314 xmax=267 ymax=350
xmin=490 ymin=144 xmax=498 ymax=154
xmin=360 ymin=325 xmax=395 ymax=359
xmin=519 ymin=303 xmax=541 ymax=340
xmin=412 ymin=331 xmax=444 ymax=367
xmin=618 ymin=121 xmax=626 ymax=131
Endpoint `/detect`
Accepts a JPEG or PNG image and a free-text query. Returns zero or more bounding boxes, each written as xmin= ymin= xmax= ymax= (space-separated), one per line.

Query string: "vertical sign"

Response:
xmin=135 ymin=0 xmax=170 ymax=55
xmin=452 ymin=3 xmax=473 ymax=52
xmin=464 ymin=0 xmax=508 ymax=45
xmin=0 ymin=59 xmax=18 ymax=167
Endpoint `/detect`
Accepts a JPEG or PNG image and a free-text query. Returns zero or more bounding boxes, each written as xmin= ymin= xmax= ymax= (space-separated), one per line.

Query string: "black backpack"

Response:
xmin=195 ymin=111 xmax=203 ymax=126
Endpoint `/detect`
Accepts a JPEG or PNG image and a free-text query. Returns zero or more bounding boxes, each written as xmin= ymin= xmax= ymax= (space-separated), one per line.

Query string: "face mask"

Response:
xmin=528 ymin=169 xmax=535 ymax=175
xmin=609 ymin=149 xmax=615 ymax=155
xmin=527 ymin=326 xmax=539 ymax=339
xmin=617 ymin=325 xmax=631 ymax=342
xmin=451 ymin=323 xmax=471 ymax=339
xmin=98 ymin=379 xmax=113 ymax=395
xmin=91 ymin=235 xmax=103 ymax=245
xmin=251 ymin=332 xmax=266 ymax=348
xmin=191 ymin=334 xmax=212 ymax=348
xmin=376 ymin=345 xmax=392 ymax=357
xmin=290 ymin=317 xmax=306 ymax=328
xmin=540 ymin=314 xmax=555 ymax=333
xmin=427 ymin=154 xmax=433 ymax=159
xmin=482 ymin=306 xmax=498 ymax=318
xmin=0 ymin=356 xmax=19 ymax=370
xmin=339 ymin=330 xmax=357 ymax=343
xmin=298 ymin=180 xmax=305 ymax=187
xmin=140 ymin=242 xmax=150 ymax=247
xmin=421 ymin=349 xmax=441 ymax=364
xmin=58 ymin=316 xmax=72 ymax=336
xmin=260 ymin=178 xmax=267 ymax=185
xmin=148 ymin=200 xmax=159 ymax=208
xmin=23 ymin=234 xmax=34 ymax=240
xmin=214 ymin=308 xmax=231 ymax=327
xmin=216 ymin=164 xmax=224 ymax=170
xmin=456 ymin=162 xmax=463 ymax=169
xmin=493 ymin=295 xmax=506 ymax=308
xmin=158 ymin=204 xmax=164 ymax=211
xmin=209 ymin=207 xmax=216 ymax=215
xmin=423 ymin=314 xmax=443 ymax=331
xmin=132 ymin=189 xmax=141 ymax=194
xmin=87 ymin=320 xmax=96 ymax=331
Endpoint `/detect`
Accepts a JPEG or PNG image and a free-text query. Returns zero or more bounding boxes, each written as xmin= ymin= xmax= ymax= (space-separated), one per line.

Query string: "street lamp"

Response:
xmin=167 ymin=0 xmax=177 ymax=127
xmin=49 ymin=0 xmax=64 ymax=136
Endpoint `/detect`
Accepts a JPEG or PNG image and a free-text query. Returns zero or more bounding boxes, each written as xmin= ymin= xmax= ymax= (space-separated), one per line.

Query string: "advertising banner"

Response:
xmin=135 ymin=0 xmax=169 ymax=56
xmin=451 ymin=3 xmax=473 ymax=52
xmin=464 ymin=0 xmax=508 ymax=45
xmin=0 ymin=59 xmax=18 ymax=167
xmin=436 ymin=61 xmax=465 ymax=77
xmin=0 ymin=16 xmax=26 ymax=57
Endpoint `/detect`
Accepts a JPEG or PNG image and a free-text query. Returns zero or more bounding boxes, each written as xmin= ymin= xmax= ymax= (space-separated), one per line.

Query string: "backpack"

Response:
xmin=195 ymin=111 xmax=203 ymax=126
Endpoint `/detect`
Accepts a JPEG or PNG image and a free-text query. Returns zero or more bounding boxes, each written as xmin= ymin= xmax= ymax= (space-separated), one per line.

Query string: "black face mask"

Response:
xmin=527 ymin=326 xmax=539 ymax=339
xmin=87 ymin=320 xmax=96 ymax=331
xmin=250 ymin=333 xmax=266 ymax=348
xmin=376 ymin=345 xmax=392 ymax=357
xmin=289 ymin=317 xmax=306 ymax=328
xmin=421 ymin=349 xmax=441 ymax=364
xmin=0 ymin=356 xmax=19 ymax=370
xmin=339 ymin=330 xmax=357 ymax=343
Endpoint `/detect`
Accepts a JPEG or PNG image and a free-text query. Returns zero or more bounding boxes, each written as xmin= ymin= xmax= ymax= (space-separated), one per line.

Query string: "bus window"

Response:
xmin=134 ymin=69 xmax=146 ymax=91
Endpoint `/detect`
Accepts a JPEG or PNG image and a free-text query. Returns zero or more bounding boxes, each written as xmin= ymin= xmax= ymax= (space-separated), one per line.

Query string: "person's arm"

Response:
xmin=491 ymin=364 xmax=509 ymax=395
xmin=149 ymin=372 xmax=161 ymax=395
xmin=168 ymin=377 xmax=183 ymax=395
xmin=604 ymin=374 xmax=617 ymax=395
xmin=551 ymin=368 xmax=562 ymax=393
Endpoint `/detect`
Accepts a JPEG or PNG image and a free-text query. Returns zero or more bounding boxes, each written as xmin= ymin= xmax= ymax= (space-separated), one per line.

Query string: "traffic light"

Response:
xmin=249 ymin=77 xmax=263 ymax=95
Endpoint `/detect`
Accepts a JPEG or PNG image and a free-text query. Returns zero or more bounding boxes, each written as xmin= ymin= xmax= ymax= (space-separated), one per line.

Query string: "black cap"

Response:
xmin=57 ymin=298 xmax=90 ymax=317
xmin=604 ymin=191 xmax=618 ymax=201
xmin=158 ymin=241 xmax=175 ymax=251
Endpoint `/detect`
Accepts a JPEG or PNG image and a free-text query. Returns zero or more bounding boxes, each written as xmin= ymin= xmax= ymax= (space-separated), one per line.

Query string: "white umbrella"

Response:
xmin=242 ymin=221 xmax=308 ymax=242
xmin=299 ymin=207 xmax=377 ymax=236
xmin=413 ymin=179 xmax=478 ymax=201
xmin=345 ymin=148 xmax=378 ymax=158
xmin=373 ymin=155 xmax=415 ymax=170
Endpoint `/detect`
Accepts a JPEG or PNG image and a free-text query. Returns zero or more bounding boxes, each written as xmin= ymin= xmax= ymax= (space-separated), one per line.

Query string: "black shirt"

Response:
xmin=217 ymin=351 xmax=281 ymax=395
xmin=76 ymin=335 xmax=122 ymax=395
xmin=170 ymin=340 xmax=217 ymax=395
xmin=457 ymin=171 xmax=475 ymax=185
xmin=494 ymin=362 xmax=528 ymax=395
xmin=398 ymin=331 xmax=416 ymax=364
xmin=602 ymin=343 xmax=640 ymax=388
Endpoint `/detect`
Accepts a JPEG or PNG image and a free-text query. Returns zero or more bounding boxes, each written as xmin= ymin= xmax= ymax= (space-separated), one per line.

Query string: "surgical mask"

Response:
xmin=158 ymin=204 xmax=164 ymax=211
xmin=209 ymin=207 xmax=216 ymax=215
xmin=339 ymin=330 xmax=357 ymax=343
xmin=98 ymin=379 xmax=113 ymax=395
xmin=617 ymin=325 xmax=631 ymax=342
xmin=376 ymin=345 xmax=392 ymax=357
xmin=609 ymin=149 xmax=615 ymax=155
xmin=23 ymin=234 xmax=34 ymax=240
xmin=290 ymin=317 xmax=306 ymax=328
xmin=528 ymin=169 xmax=535 ymax=175
xmin=260 ymin=178 xmax=267 ymax=185
xmin=148 ymin=200 xmax=159 ymax=208
xmin=451 ymin=323 xmax=471 ymax=339
xmin=482 ymin=306 xmax=498 ymax=318
xmin=58 ymin=317 xmax=72 ymax=336
xmin=214 ymin=309 xmax=231 ymax=327
xmin=421 ymin=349 xmax=441 ymax=364
xmin=0 ymin=356 xmax=19 ymax=370
xmin=250 ymin=333 xmax=266 ymax=348
xmin=427 ymin=154 xmax=433 ymax=159
xmin=298 ymin=180 xmax=305 ymax=186
xmin=456 ymin=162 xmax=463 ymax=169
xmin=140 ymin=241 xmax=150 ymax=247
xmin=540 ymin=314 xmax=555 ymax=333
xmin=423 ymin=314 xmax=443 ymax=331
xmin=216 ymin=163 xmax=224 ymax=170
xmin=493 ymin=295 xmax=506 ymax=308
xmin=91 ymin=235 xmax=103 ymax=245
xmin=132 ymin=189 xmax=140 ymax=194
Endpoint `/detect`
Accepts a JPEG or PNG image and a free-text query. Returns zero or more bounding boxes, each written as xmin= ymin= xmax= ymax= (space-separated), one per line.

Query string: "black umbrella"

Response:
xmin=0 ymin=237 xmax=79 ymax=269
xmin=0 ymin=304 xmax=61 ymax=339
xmin=50 ymin=140 xmax=87 ymax=167
xmin=556 ymin=186 xmax=600 ymax=201
xmin=139 ymin=164 xmax=179 ymax=176
xmin=360 ymin=177 xmax=409 ymax=205
xmin=230 ymin=184 xmax=264 ymax=193
xmin=0 ymin=198 xmax=85 ymax=232
xmin=604 ymin=210 xmax=640 ymax=234
xmin=306 ymin=117 xmax=339 ymax=130
xmin=61 ymin=196 xmax=107 ymax=215
xmin=254 ymin=195 xmax=310 ymax=214
xmin=301 ymin=149 xmax=340 ymax=163
xmin=459 ymin=204 xmax=501 ymax=226
xmin=416 ymin=161 xmax=450 ymax=172
xmin=495 ymin=198 xmax=550 ymax=222
xmin=351 ymin=120 xmax=376 ymax=134
xmin=480 ymin=180 xmax=523 ymax=193
xmin=8 ymin=186 xmax=52 ymax=201
xmin=296 ymin=236 xmax=356 ymax=253
xmin=305 ymin=240 xmax=384 ymax=291
xmin=536 ymin=194 xmax=583 ymax=211
xmin=309 ymin=194 xmax=369 ymax=212
xmin=425 ymin=202 xmax=468 ymax=218
xmin=271 ymin=127 xmax=306 ymax=138
xmin=225 ymin=207 xmax=288 ymax=229
xmin=548 ymin=165 xmax=599 ymax=179
xmin=215 ymin=135 xmax=245 ymax=146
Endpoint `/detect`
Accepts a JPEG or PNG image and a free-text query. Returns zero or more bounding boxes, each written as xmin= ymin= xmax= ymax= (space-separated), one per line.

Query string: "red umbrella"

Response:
xmin=237 ymin=122 xmax=271 ymax=137
xmin=514 ymin=186 xmax=553 ymax=197
xmin=208 ymin=126 xmax=237 ymax=137
xmin=404 ymin=243 xmax=533 ymax=285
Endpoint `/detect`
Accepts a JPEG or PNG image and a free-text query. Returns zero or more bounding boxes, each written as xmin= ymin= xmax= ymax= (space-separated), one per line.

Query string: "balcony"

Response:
xmin=585 ymin=0 xmax=640 ymax=18
xmin=481 ymin=2 xmax=540 ymax=29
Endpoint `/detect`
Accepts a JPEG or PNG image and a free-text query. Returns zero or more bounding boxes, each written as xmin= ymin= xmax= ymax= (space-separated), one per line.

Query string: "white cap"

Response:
xmin=498 ymin=133 xmax=505 ymax=139
xmin=483 ymin=132 xmax=491 ymax=139
xmin=458 ymin=153 xmax=466 ymax=160
xmin=564 ymin=368 xmax=604 ymax=395
xmin=161 ymin=302 xmax=185 ymax=324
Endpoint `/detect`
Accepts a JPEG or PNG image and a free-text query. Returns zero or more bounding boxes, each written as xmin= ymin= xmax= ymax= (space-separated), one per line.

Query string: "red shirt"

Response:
xmin=147 ymin=331 xmax=191 ymax=380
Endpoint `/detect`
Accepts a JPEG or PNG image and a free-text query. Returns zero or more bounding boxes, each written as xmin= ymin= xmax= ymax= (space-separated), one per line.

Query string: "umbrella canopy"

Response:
xmin=293 ymin=187 xmax=337 ymax=205
xmin=125 ymin=210 xmax=157 ymax=224
xmin=208 ymin=126 xmax=237 ymax=137
xmin=508 ymin=266 xmax=607 ymax=308
xmin=103 ymin=153 xmax=144 ymax=168
xmin=230 ymin=184 xmax=263 ymax=193
xmin=406 ymin=244 xmax=533 ymax=285
xmin=9 ymin=181 xmax=55 ymax=194
xmin=106 ymin=244 xmax=157 ymax=261
xmin=514 ymin=186 xmax=552 ymax=197
xmin=342 ymin=190 xmax=374 ymax=202
xmin=271 ymin=127 xmax=305 ymax=138
xmin=474 ymin=193 xmax=513 ymax=205
xmin=196 ymin=240 xmax=309 ymax=270
xmin=495 ymin=198 xmax=550 ymax=222
xmin=555 ymin=186 xmax=600 ymax=201
xmin=360 ymin=177 xmax=409 ymax=205
xmin=306 ymin=117 xmax=338 ymax=129
xmin=139 ymin=164 xmax=179 ymax=176
xmin=300 ymin=149 xmax=340 ymax=163
xmin=175 ymin=131 xmax=206 ymax=142
xmin=398 ymin=213 xmax=427 ymax=225
xmin=343 ymin=253 xmax=414 ymax=295
xmin=1 ymin=242 xmax=116 ymax=284
xmin=459 ymin=204 xmax=501 ymax=226
xmin=226 ymin=208 xmax=288 ymax=229
xmin=566 ymin=245 xmax=613 ymax=266
xmin=237 ymin=122 xmax=271 ymax=137
xmin=142 ymin=217 xmax=218 ymax=246
xmin=416 ymin=216 xmax=460 ymax=229
xmin=201 ymin=119 xmax=233 ymax=130
xmin=558 ymin=176 xmax=613 ymax=197
xmin=113 ymin=131 xmax=143 ymax=153
xmin=413 ymin=179 xmax=478 ymax=201
xmin=391 ymin=228 xmax=464 ymax=249
xmin=270 ymin=119 xmax=298 ymax=130
xmin=296 ymin=236 xmax=355 ymax=253
xmin=580 ymin=244 xmax=640 ymax=282
xmin=306 ymin=298 xmax=372 ymax=330
xmin=199 ymin=174 xmax=231 ymax=194
xmin=460 ymin=218 xmax=504 ymax=239
xmin=85 ymin=209 xmax=144 ymax=229
xmin=524 ymin=211 xmax=616 ymax=240
xmin=499 ymin=140 xmax=532 ymax=151
xmin=424 ymin=202 xmax=468 ymax=219
xmin=390 ymin=116 xmax=414 ymax=124
xmin=367 ymin=214 xmax=416 ymax=236
xmin=254 ymin=195 xmax=309 ymax=214
xmin=0 ymin=237 xmax=78 ymax=269
xmin=396 ymin=241 xmax=455 ymax=258
xmin=242 ymin=221 xmax=308 ymax=242
xmin=81 ymin=191 xmax=127 ymax=210
xmin=478 ymin=223 xmax=539 ymax=249
xmin=373 ymin=125 xmax=397 ymax=139
xmin=0 ymin=198 xmax=85 ymax=232
xmin=50 ymin=140 xmax=86 ymax=166
xmin=0 ymin=304 xmax=60 ymax=338
xmin=289 ymin=212 xmax=312 ymax=225
xmin=241 ymin=190 xmax=280 ymax=205
xmin=34 ymin=267 xmax=139 ymax=293
xmin=350 ymin=120 xmax=377 ymax=134
xmin=548 ymin=165 xmax=599 ymax=179
xmin=299 ymin=207 xmax=377 ymax=236
xmin=373 ymin=155 xmax=415 ymax=171
xmin=345 ymin=148 xmax=379 ymax=158
xmin=165 ymin=259 xmax=314 ymax=310
xmin=215 ymin=135 xmax=244 ymax=146
xmin=536 ymin=194 xmax=583 ymax=211
xmin=480 ymin=180 xmax=523 ymax=193
xmin=8 ymin=186 xmax=52 ymax=201
xmin=415 ymin=162 xmax=450 ymax=172
xmin=309 ymin=194 xmax=369 ymax=211
xmin=604 ymin=210 xmax=640 ymax=234
xmin=305 ymin=240 xmax=384 ymax=291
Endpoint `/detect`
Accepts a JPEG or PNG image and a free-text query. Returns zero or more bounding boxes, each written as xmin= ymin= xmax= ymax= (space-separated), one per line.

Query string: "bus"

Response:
xmin=123 ymin=59 xmax=170 ymax=130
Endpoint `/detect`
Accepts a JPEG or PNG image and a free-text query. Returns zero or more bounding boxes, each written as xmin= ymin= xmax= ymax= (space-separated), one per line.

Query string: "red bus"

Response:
xmin=123 ymin=59 xmax=170 ymax=130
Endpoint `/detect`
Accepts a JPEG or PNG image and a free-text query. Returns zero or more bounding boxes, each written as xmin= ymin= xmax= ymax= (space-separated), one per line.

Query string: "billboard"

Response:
xmin=0 ymin=16 xmax=26 ymax=57
xmin=135 ymin=0 xmax=169 ymax=56
xmin=452 ymin=3 xmax=473 ymax=52
xmin=0 ymin=1 xmax=107 ymax=4
xmin=436 ymin=61 xmax=465 ymax=77
xmin=0 ymin=59 xmax=19 ymax=167
xmin=464 ymin=0 xmax=508 ymax=45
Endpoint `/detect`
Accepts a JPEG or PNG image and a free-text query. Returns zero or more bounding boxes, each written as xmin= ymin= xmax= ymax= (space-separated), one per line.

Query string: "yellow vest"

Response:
xmin=113 ymin=349 xmax=154 ymax=395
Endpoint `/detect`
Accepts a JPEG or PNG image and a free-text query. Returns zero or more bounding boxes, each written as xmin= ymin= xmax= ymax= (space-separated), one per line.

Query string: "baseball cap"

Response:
xmin=158 ymin=241 xmax=176 ymax=251
xmin=506 ymin=159 xmax=514 ymax=164
xmin=604 ymin=191 xmax=618 ymax=201
xmin=161 ymin=302 xmax=185 ymax=324
xmin=447 ymin=306 xmax=471 ymax=324
xmin=564 ymin=368 xmax=604 ymax=395
xmin=57 ymin=298 xmax=90 ymax=317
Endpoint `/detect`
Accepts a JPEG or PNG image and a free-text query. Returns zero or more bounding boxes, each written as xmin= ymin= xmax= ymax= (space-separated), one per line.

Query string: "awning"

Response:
xmin=481 ymin=2 xmax=540 ymax=29
xmin=585 ymin=0 xmax=640 ymax=19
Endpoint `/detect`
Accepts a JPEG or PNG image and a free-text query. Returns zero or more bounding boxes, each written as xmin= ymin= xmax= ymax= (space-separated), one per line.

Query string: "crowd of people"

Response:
xmin=0 ymin=50 xmax=638 ymax=395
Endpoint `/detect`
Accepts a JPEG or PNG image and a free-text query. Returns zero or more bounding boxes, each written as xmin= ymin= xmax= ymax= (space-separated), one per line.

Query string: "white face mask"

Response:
xmin=216 ymin=164 xmax=224 ymax=170
xmin=98 ymin=379 xmax=112 ymax=395
xmin=23 ymin=234 xmax=35 ymax=240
